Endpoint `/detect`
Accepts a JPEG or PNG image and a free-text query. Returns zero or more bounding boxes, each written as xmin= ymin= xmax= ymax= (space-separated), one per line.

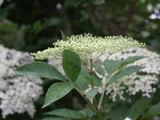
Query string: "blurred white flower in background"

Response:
xmin=99 ymin=48 xmax=160 ymax=101
xmin=0 ymin=0 xmax=3 ymax=6
xmin=154 ymin=116 xmax=160 ymax=120
xmin=141 ymin=31 xmax=150 ymax=38
xmin=0 ymin=45 xmax=43 ymax=118
xmin=124 ymin=117 xmax=132 ymax=120
xmin=48 ymin=58 xmax=65 ymax=76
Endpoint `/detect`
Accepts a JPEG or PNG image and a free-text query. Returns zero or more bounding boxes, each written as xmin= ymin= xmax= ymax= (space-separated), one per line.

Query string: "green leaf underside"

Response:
xmin=62 ymin=50 xmax=81 ymax=82
xmin=60 ymin=30 xmax=68 ymax=41
xmin=128 ymin=98 xmax=152 ymax=120
xmin=43 ymin=82 xmax=73 ymax=108
xmin=109 ymin=65 xmax=143 ymax=84
xmin=45 ymin=109 xmax=86 ymax=119
xmin=145 ymin=103 xmax=160 ymax=118
xmin=15 ymin=61 xmax=64 ymax=81
xmin=85 ymin=88 xmax=98 ymax=103
xmin=104 ymin=56 xmax=144 ymax=75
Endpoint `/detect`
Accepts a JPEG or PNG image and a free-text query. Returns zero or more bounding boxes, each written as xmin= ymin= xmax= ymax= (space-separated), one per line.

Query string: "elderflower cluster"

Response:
xmin=100 ymin=48 xmax=160 ymax=101
xmin=0 ymin=45 xmax=43 ymax=118
xmin=32 ymin=33 xmax=145 ymax=60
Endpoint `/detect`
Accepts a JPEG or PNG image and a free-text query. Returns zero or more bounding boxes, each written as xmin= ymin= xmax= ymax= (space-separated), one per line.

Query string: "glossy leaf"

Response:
xmin=62 ymin=50 xmax=81 ymax=82
xmin=15 ymin=61 xmax=64 ymax=81
xmin=43 ymin=82 xmax=73 ymax=108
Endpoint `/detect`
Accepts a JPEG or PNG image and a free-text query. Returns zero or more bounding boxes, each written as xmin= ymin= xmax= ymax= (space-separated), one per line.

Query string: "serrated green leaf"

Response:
xmin=109 ymin=65 xmax=143 ymax=84
xmin=43 ymin=82 xmax=73 ymax=108
xmin=62 ymin=50 xmax=81 ymax=82
xmin=45 ymin=109 xmax=86 ymax=119
xmin=104 ymin=56 xmax=144 ymax=75
xmin=128 ymin=98 xmax=152 ymax=120
xmin=85 ymin=88 xmax=98 ymax=103
xmin=60 ymin=31 xmax=68 ymax=41
xmin=145 ymin=103 xmax=160 ymax=118
xmin=15 ymin=61 xmax=64 ymax=81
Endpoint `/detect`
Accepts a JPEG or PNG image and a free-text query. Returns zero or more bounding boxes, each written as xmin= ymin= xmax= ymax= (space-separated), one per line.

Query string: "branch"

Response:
xmin=123 ymin=0 xmax=138 ymax=35
xmin=89 ymin=59 xmax=98 ymax=111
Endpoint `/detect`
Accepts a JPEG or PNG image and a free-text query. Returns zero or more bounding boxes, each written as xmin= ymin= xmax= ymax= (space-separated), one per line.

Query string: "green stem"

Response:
xmin=89 ymin=59 xmax=98 ymax=110
xmin=89 ymin=59 xmax=94 ymax=88
xmin=98 ymin=81 xmax=110 ymax=109
xmin=93 ymin=53 xmax=102 ymax=61
xmin=98 ymin=86 xmax=106 ymax=109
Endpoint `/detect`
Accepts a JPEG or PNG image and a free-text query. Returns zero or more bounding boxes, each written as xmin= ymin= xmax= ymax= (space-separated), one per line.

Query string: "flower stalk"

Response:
xmin=89 ymin=58 xmax=99 ymax=112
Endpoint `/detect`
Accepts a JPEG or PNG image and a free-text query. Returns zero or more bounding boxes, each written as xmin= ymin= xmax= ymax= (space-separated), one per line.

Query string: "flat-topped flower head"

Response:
xmin=32 ymin=33 xmax=145 ymax=60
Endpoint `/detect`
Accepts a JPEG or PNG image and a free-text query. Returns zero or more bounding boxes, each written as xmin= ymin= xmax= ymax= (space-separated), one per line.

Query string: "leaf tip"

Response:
xmin=42 ymin=104 xmax=47 ymax=109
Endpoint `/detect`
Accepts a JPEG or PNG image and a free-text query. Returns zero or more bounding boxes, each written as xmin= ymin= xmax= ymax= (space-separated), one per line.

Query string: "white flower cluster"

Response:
xmin=100 ymin=48 xmax=160 ymax=101
xmin=0 ymin=45 xmax=43 ymax=118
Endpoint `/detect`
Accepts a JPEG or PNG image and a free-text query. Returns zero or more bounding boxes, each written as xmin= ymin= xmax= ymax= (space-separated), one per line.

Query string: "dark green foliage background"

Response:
xmin=1 ymin=0 xmax=160 ymax=52
xmin=0 ymin=0 xmax=160 ymax=120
